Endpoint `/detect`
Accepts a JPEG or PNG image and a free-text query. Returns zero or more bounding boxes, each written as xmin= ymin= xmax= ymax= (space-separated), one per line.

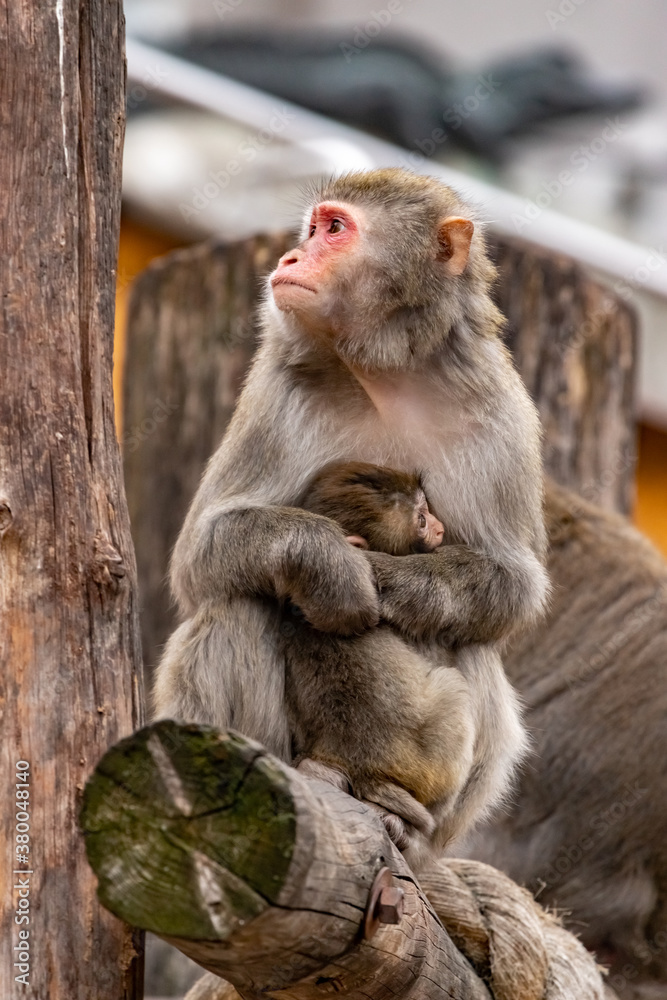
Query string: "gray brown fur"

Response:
xmin=153 ymin=168 xmax=548 ymax=855
xmin=464 ymin=480 xmax=667 ymax=998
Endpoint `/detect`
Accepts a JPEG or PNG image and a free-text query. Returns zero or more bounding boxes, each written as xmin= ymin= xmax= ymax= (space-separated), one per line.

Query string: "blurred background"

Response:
xmin=116 ymin=0 xmax=667 ymax=564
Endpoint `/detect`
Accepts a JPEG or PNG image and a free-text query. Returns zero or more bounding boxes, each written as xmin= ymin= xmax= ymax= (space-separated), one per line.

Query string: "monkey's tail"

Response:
xmin=361 ymin=781 xmax=435 ymax=838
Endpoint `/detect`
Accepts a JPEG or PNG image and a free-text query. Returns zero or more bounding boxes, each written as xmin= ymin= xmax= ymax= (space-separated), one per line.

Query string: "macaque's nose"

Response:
xmin=429 ymin=514 xmax=444 ymax=545
xmin=277 ymin=247 xmax=303 ymax=269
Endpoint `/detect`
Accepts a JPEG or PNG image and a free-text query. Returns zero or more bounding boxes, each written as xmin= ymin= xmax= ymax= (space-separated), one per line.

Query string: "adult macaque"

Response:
xmin=154 ymin=168 xmax=548 ymax=851
xmin=464 ymin=481 xmax=667 ymax=998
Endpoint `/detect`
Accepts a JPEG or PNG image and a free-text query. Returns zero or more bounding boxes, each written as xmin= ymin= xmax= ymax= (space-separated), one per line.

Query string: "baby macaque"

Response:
xmin=302 ymin=460 xmax=445 ymax=555
xmin=283 ymin=461 xmax=502 ymax=849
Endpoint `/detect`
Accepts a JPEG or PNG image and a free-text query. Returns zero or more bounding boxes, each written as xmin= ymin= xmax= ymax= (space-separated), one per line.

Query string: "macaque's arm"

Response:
xmin=169 ymin=386 xmax=381 ymax=635
xmin=365 ymin=544 xmax=548 ymax=645
xmin=173 ymin=504 xmax=379 ymax=635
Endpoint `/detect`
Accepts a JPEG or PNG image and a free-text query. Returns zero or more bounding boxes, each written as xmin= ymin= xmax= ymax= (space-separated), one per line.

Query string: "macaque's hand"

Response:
xmin=363 ymin=549 xmax=442 ymax=639
xmin=298 ymin=762 xmax=429 ymax=857
xmin=346 ymin=534 xmax=369 ymax=549
xmin=365 ymin=542 xmax=546 ymax=645
xmin=363 ymin=548 xmax=407 ymax=609
xmin=285 ymin=524 xmax=380 ymax=635
xmin=363 ymin=801 xmax=435 ymax=856
xmin=365 ymin=802 xmax=411 ymax=850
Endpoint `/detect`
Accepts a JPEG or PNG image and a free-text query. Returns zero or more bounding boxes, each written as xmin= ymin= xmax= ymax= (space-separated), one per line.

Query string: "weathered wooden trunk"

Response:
xmin=123 ymin=233 xmax=637 ymax=677
xmin=0 ymin=3 xmax=144 ymax=998
xmin=490 ymin=235 xmax=636 ymax=512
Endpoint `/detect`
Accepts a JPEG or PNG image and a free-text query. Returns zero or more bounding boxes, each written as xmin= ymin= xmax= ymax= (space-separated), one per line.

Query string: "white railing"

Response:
xmin=126 ymin=37 xmax=667 ymax=301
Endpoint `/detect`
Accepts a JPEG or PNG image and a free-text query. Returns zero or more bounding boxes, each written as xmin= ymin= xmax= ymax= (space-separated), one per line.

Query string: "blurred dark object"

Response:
xmin=155 ymin=33 xmax=645 ymax=161
xmin=445 ymin=48 xmax=645 ymax=159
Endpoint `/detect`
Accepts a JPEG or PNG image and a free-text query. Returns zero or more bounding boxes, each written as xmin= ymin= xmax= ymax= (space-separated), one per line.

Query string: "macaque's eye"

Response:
xmin=329 ymin=218 xmax=345 ymax=234
xmin=309 ymin=224 xmax=316 ymax=238
xmin=418 ymin=513 xmax=427 ymax=530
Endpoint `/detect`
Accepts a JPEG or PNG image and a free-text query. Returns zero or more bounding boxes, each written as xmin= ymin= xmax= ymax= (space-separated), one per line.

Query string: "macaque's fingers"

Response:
xmin=364 ymin=802 xmax=410 ymax=850
xmin=363 ymin=782 xmax=435 ymax=838
xmin=346 ymin=534 xmax=369 ymax=549
xmin=366 ymin=803 xmax=437 ymax=863
xmin=380 ymin=812 xmax=410 ymax=851
xmin=296 ymin=757 xmax=352 ymax=793
xmin=295 ymin=592 xmax=380 ymax=635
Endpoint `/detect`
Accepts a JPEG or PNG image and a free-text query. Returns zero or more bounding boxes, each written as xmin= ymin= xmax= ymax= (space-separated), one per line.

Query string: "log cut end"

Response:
xmin=80 ymin=722 xmax=295 ymax=940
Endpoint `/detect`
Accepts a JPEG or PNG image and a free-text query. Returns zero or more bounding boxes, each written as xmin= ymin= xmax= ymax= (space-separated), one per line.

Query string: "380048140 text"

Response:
xmin=13 ymin=760 xmax=32 ymax=986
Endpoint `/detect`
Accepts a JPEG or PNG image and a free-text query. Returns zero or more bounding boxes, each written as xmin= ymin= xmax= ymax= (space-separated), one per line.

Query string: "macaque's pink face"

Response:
xmin=414 ymin=491 xmax=444 ymax=552
xmin=270 ymin=202 xmax=364 ymax=327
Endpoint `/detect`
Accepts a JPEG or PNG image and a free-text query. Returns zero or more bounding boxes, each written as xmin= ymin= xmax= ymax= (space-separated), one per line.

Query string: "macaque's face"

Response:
xmin=412 ymin=490 xmax=444 ymax=552
xmin=346 ymin=489 xmax=444 ymax=555
xmin=269 ymin=201 xmax=365 ymax=330
xmin=269 ymin=183 xmax=475 ymax=370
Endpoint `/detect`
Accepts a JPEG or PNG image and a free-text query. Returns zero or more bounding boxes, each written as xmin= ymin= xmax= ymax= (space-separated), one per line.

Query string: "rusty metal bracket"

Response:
xmin=363 ymin=866 xmax=405 ymax=940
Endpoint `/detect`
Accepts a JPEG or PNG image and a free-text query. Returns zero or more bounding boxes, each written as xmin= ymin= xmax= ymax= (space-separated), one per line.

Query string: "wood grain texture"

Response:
xmin=122 ymin=232 xmax=638 ymax=677
xmin=0 ymin=2 xmax=144 ymax=997
xmin=489 ymin=235 xmax=637 ymax=516
xmin=81 ymin=723 xmax=491 ymax=1000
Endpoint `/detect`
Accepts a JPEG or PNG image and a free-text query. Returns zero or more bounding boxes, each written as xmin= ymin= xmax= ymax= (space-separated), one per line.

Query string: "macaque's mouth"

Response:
xmin=271 ymin=278 xmax=317 ymax=293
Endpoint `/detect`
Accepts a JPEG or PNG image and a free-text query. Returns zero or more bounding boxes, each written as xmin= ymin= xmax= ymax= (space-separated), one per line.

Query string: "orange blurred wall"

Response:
xmin=113 ymin=216 xmax=184 ymax=437
xmin=635 ymin=424 xmax=667 ymax=555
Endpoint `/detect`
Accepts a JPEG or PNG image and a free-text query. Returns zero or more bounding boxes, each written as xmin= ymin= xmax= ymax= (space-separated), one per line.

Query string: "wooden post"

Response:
xmin=489 ymin=235 xmax=637 ymax=514
xmin=0 ymin=2 xmax=143 ymax=998
xmin=82 ymin=722 xmax=492 ymax=1000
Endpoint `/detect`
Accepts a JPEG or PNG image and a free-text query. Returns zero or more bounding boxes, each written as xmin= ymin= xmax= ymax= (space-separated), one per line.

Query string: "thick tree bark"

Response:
xmin=0 ymin=3 xmax=143 ymax=998
xmin=122 ymin=233 xmax=638 ymax=676
xmin=82 ymin=723 xmax=492 ymax=1000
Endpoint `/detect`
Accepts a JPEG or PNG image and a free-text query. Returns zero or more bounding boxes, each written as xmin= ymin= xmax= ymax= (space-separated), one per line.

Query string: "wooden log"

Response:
xmin=81 ymin=722 xmax=492 ymax=1000
xmin=123 ymin=233 xmax=638 ymax=676
xmin=0 ymin=3 xmax=143 ymax=998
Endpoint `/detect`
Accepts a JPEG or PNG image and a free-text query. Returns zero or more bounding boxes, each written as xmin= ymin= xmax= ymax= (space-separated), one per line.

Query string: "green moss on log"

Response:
xmin=80 ymin=723 xmax=296 ymax=939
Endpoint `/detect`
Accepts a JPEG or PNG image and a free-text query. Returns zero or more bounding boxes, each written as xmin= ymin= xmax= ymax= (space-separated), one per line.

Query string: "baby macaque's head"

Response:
xmin=300 ymin=461 xmax=444 ymax=555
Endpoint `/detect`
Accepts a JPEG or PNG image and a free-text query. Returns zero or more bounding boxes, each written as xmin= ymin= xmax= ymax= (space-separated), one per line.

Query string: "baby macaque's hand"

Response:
xmin=346 ymin=534 xmax=369 ymax=549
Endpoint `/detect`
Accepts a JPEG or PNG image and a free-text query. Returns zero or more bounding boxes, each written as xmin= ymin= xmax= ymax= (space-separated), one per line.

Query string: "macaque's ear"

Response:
xmin=437 ymin=216 xmax=474 ymax=276
xmin=346 ymin=535 xmax=369 ymax=550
